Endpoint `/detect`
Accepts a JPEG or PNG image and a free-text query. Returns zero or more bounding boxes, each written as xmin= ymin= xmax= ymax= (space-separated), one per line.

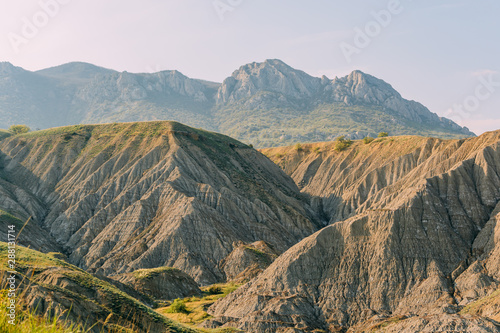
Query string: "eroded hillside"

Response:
xmin=0 ymin=121 xmax=318 ymax=285
xmin=2 ymin=123 xmax=499 ymax=332
xmin=0 ymin=242 xmax=195 ymax=333
xmin=208 ymin=133 xmax=500 ymax=332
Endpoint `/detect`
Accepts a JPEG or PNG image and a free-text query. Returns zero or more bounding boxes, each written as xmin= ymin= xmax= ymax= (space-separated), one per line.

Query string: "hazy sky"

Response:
xmin=1 ymin=0 xmax=499 ymax=135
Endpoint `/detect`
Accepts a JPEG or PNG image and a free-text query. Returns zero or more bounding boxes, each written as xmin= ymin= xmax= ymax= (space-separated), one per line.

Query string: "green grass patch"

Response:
xmin=244 ymin=247 xmax=273 ymax=265
xmin=159 ymin=282 xmax=242 ymax=330
xmin=131 ymin=266 xmax=179 ymax=280
xmin=165 ymin=299 xmax=189 ymax=314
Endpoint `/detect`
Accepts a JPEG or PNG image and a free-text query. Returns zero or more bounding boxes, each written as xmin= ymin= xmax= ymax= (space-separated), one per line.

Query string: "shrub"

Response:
xmin=207 ymin=285 xmax=222 ymax=295
xmin=294 ymin=143 xmax=303 ymax=151
xmin=363 ymin=136 xmax=374 ymax=144
xmin=313 ymin=147 xmax=321 ymax=153
xmin=9 ymin=124 xmax=30 ymax=135
xmin=334 ymin=136 xmax=353 ymax=152
xmin=275 ymin=153 xmax=284 ymax=158
xmin=166 ymin=298 xmax=189 ymax=314
xmin=378 ymin=132 xmax=389 ymax=138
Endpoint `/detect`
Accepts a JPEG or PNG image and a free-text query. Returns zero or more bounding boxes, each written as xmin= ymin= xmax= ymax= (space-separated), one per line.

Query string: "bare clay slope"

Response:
xmin=0 ymin=121 xmax=318 ymax=285
xmin=209 ymin=132 xmax=500 ymax=332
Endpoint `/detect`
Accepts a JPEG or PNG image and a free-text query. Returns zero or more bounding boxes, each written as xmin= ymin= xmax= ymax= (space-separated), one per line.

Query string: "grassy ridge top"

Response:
xmin=260 ymin=135 xmax=445 ymax=172
xmin=6 ymin=121 xmax=251 ymax=167
xmin=131 ymin=266 xmax=180 ymax=280
xmin=260 ymin=131 xmax=500 ymax=186
xmin=0 ymin=242 xmax=73 ymax=271
xmin=16 ymin=121 xmax=244 ymax=145
xmin=261 ymin=130 xmax=500 ymax=160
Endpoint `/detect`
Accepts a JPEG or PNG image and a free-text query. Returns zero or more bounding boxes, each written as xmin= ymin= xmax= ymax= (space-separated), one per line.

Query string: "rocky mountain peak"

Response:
xmin=331 ymin=69 xmax=401 ymax=104
xmin=216 ymin=59 xmax=321 ymax=104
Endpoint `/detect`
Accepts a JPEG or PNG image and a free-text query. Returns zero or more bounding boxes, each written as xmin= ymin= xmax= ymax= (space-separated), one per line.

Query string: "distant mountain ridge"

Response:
xmin=0 ymin=60 xmax=474 ymax=146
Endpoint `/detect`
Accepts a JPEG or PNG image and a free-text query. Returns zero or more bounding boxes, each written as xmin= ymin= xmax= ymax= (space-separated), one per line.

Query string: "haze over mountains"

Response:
xmin=0 ymin=60 xmax=474 ymax=147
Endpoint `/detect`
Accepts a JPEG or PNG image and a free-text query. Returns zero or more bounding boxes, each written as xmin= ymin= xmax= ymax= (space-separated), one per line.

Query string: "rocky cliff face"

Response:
xmin=215 ymin=59 xmax=321 ymax=105
xmin=209 ymin=132 xmax=500 ymax=332
xmin=0 ymin=121 xmax=318 ymax=285
xmin=323 ymin=70 xmax=466 ymax=132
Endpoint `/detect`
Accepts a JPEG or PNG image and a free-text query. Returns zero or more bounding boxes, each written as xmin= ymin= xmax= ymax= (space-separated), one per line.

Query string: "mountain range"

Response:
xmin=0 ymin=60 xmax=474 ymax=147
xmin=0 ymin=121 xmax=499 ymax=332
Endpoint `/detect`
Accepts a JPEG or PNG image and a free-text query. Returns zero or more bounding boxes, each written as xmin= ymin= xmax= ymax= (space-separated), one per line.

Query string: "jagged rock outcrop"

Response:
xmin=222 ymin=240 xmax=279 ymax=282
xmin=323 ymin=70 xmax=466 ymax=132
xmin=209 ymin=131 xmax=500 ymax=332
xmin=215 ymin=59 xmax=321 ymax=105
xmin=114 ymin=267 xmax=202 ymax=300
xmin=0 ymin=121 xmax=318 ymax=285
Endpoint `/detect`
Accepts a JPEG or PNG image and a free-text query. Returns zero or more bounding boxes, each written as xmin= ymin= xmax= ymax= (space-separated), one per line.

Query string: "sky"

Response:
xmin=0 ymin=0 xmax=499 ymax=135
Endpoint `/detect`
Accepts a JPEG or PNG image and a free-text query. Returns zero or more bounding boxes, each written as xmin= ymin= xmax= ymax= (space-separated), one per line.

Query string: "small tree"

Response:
xmin=334 ymin=136 xmax=353 ymax=152
xmin=335 ymin=135 xmax=346 ymax=142
xmin=363 ymin=136 xmax=374 ymax=144
xmin=378 ymin=132 xmax=389 ymax=138
xmin=9 ymin=124 xmax=30 ymax=135
xmin=166 ymin=298 xmax=189 ymax=314
xmin=207 ymin=285 xmax=222 ymax=295
xmin=294 ymin=143 xmax=303 ymax=152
